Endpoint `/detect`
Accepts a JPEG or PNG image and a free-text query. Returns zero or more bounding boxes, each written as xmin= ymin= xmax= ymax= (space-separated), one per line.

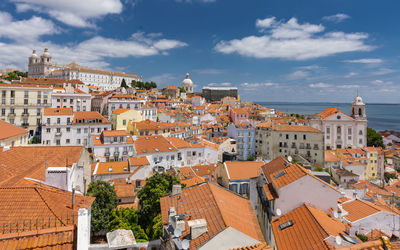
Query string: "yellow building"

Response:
xmin=111 ymin=108 xmax=143 ymax=131
xmin=0 ymin=83 xmax=52 ymax=135
xmin=0 ymin=120 xmax=29 ymax=147
xmin=364 ymin=147 xmax=378 ymax=180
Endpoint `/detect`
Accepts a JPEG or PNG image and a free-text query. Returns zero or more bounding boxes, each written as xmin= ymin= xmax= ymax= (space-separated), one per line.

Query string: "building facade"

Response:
xmin=307 ymin=96 xmax=367 ymax=149
xmin=202 ymin=86 xmax=238 ymax=102
xmin=0 ymin=83 xmax=52 ymax=136
xmin=227 ymin=122 xmax=256 ymax=160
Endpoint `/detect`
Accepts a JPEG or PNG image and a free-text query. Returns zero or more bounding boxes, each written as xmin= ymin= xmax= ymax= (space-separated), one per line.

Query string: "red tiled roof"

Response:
xmin=134 ymin=135 xmax=177 ymax=154
xmin=73 ymin=111 xmax=109 ymax=123
xmin=0 ymin=146 xmax=84 ymax=187
xmin=129 ymin=156 xmax=150 ymax=166
xmin=224 ymin=161 xmax=264 ymax=180
xmin=0 ymin=120 xmax=28 ymax=140
xmin=160 ymin=183 xmax=264 ymax=249
xmin=43 ymin=108 xmax=73 ymax=116
xmin=272 ymin=204 xmax=346 ymax=250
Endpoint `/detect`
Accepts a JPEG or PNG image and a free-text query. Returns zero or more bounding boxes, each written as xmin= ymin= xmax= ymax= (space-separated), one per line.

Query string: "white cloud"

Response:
xmin=372 ymin=68 xmax=396 ymax=75
xmin=12 ymin=0 xmax=123 ymax=28
xmin=370 ymin=79 xmax=392 ymax=85
xmin=215 ymin=17 xmax=373 ymax=60
xmin=256 ymin=17 xmax=276 ymax=29
xmin=208 ymin=82 xmax=232 ymax=86
xmin=344 ymin=58 xmax=383 ymax=64
xmin=287 ymin=70 xmax=309 ymax=80
xmin=309 ymin=82 xmax=331 ymax=88
xmin=322 ymin=13 xmax=350 ymax=23
xmin=241 ymin=82 xmax=277 ymax=89
xmin=345 ymin=72 xmax=358 ymax=78
xmin=0 ymin=11 xmax=58 ymax=41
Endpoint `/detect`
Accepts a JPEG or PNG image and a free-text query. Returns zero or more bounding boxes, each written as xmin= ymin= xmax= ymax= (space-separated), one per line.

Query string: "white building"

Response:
xmin=28 ymin=49 xmax=142 ymax=90
xmin=106 ymin=93 xmax=146 ymax=117
xmin=41 ymin=108 xmax=111 ymax=146
xmin=181 ymin=73 xmax=194 ymax=94
xmin=307 ymin=96 xmax=367 ymax=149
xmin=91 ymin=130 xmax=135 ymax=162
xmin=51 ymin=85 xmax=91 ymax=112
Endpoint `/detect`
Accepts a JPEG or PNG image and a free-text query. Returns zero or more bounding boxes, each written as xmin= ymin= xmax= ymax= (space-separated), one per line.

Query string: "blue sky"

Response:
xmin=0 ymin=0 xmax=399 ymax=103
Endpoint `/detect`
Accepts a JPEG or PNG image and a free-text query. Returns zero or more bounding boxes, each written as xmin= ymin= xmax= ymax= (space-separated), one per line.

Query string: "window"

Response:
xmin=348 ymin=127 xmax=352 ymax=135
xmin=47 ymin=118 xmax=50 ymax=124
xmin=326 ymin=127 xmax=330 ymax=134
xmin=56 ymin=140 xmax=60 ymax=145
xmin=9 ymin=118 xmax=14 ymax=124
xmin=294 ymin=134 xmax=297 ymax=140
xmin=24 ymin=91 xmax=29 ymax=98
xmin=123 ymin=120 xmax=126 ymax=126
xmin=303 ymin=134 xmax=306 ymax=140
xmin=56 ymin=128 xmax=61 ymax=133
xmin=46 ymin=128 xmax=50 ymax=133
xmin=77 ymin=139 xmax=81 ymax=144
xmin=1 ymin=90 xmax=5 ymax=97
xmin=77 ymin=128 xmax=82 ymax=134
xmin=10 ymin=108 xmax=14 ymax=114
xmin=24 ymin=99 xmax=28 ymax=105
xmin=37 ymin=108 xmax=41 ymax=116
xmin=1 ymin=108 xmax=5 ymax=116
xmin=57 ymin=98 xmax=60 ymax=103
xmin=337 ymin=126 xmax=341 ymax=139
xmin=66 ymin=127 xmax=70 ymax=132
xmin=286 ymin=134 xmax=289 ymax=139
xmin=23 ymin=108 xmax=28 ymax=114
xmin=10 ymin=90 xmax=14 ymax=98
xmin=66 ymin=139 xmax=70 ymax=144
xmin=57 ymin=118 xmax=60 ymax=124
xmin=84 ymin=128 xmax=88 ymax=133
xmin=359 ymin=130 xmax=363 ymax=135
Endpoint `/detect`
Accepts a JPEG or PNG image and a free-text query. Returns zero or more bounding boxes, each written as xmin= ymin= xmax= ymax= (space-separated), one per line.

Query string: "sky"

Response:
xmin=0 ymin=0 xmax=399 ymax=103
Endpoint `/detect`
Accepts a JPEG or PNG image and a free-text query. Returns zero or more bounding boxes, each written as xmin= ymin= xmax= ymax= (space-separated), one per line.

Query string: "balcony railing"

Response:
xmin=22 ymin=113 xmax=29 ymax=117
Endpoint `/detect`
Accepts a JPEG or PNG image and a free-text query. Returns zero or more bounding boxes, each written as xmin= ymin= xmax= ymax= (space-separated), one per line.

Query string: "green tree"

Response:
xmin=149 ymin=81 xmax=157 ymax=89
xmin=87 ymin=180 xmax=119 ymax=233
xmin=108 ymin=208 xmax=148 ymax=242
xmin=356 ymin=234 xmax=368 ymax=242
xmin=178 ymin=87 xmax=186 ymax=93
xmin=120 ymin=78 xmax=128 ymax=88
xmin=367 ymin=127 xmax=385 ymax=148
xmin=246 ymin=155 xmax=255 ymax=161
xmin=144 ymin=82 xmax=151 ymax=90
xmin=151 ymin=214 xmax=163 ymax=240
xmin=137 ymin=173 xmax=182 ymax=239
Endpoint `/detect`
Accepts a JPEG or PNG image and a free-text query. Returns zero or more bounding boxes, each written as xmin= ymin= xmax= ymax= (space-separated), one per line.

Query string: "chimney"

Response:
xmin=72 ymin=188 xmax=75 ymax=209
xmin=188 ymin=219 xmax=207 ymax=239
xmin=172 ymin=184 xmax=182 ymax=195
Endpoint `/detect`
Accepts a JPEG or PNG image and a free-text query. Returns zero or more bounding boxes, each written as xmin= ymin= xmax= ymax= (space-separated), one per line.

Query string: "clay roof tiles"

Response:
xmin=224 ymin=161 xmax=264 ymax=180
xmin=43 ymin=108 xmax=73 ymax=116
xmin=0 ymin=120 xmax=28 ymax=140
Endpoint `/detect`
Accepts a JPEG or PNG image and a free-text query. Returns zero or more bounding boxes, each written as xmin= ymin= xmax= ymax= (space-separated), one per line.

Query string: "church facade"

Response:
xmin=307 ymin=96 xmax=367 ymax=149
xmin=28 ymin=48 xmax=141 ymax=90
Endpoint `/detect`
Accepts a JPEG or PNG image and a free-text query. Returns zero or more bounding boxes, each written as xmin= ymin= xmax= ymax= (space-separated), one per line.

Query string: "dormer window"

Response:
xmin=108 ymin=167 xmax=113 ymax=172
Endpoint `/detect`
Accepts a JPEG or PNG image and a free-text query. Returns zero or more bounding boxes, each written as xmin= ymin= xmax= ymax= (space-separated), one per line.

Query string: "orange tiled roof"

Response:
xmin=0 ymin=225 xmax=75 ymax=250
xmin=112 ymin=108 xmax=130 ymax=114
xmin=0 ymin=146 xmax=84 ymax=187
xmin=181 ymin=175 xmax=206 ymax=187
xmin=353 ymin=181 xmax=392 ymax=197
xmin=261 ymin=156 xmax=288 ymax=183
xmin=272 ymin=204 xmax=346 ymax=250
xmin=73 ymin=111 xmax=109 ymax=123
xmin=270 ymin=163 xmax=307 ymax=189
xmin=103 ymin=130 xmax=129 ymax=137
xmin=43 ymin=108 xmax=73 ymax=116
xmin=0 ymin=120 xmax=28 ymax=140
xmin=0 ymin=186 xmax=94 ymax=227
xmin=325 ymin=150 xmax=341 ymax=162
xmin=276 ymin=124 xmax=323 ymax=133
xmin=111 ymin=178 xmax=135 ymax=198
xmin=317 ymin=107 xmax=340 ymax=119
xmin=160 ymin=182 xmax=264 ymax=249
xmin=134 ymin=119 xmax=173 ymax=131
xmin=92 ymin=161 xmax=129 ymax=175
xmin=224 ymin=161 xmax=264 ymax=180
xmin=129 ymin=156 xmax=150 ymax=166
xmin=341 ymin=199 xmax=385 ymax=222
xmin=134 ymin=135 xmax=177 ymax=154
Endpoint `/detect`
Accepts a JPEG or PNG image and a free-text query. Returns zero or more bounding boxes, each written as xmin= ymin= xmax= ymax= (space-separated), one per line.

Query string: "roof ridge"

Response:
xmin=34 ymin=187 xmax=68 ymax=226
xmin=303 ymin=204 xmax=331 ymax=239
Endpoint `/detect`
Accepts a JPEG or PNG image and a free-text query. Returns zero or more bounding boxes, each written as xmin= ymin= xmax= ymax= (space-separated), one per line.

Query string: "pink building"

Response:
xmin=229 ymin=107 xmax=249 ymax=125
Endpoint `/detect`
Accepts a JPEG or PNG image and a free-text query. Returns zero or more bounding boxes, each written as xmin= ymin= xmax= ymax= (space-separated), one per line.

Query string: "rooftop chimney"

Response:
xmin=72 ymin=188 xmax=75 ymax=209
xmin=172 ymin=184 xmax=182 ymax=195
xmin=188 ymin=219 xmax=207 ymax=239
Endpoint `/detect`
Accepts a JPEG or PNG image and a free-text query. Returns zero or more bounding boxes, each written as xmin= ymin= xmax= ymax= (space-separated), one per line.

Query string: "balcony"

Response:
xmin=21 ymin=123 xmax=29 ymax=128
xmin=114 ymin=151 xmax=120 ymax=156
xmin=22 ymin=113 xmax=29 ymax=117
xmin=123 ymin=150 xmax=128 ymax=155
xmin=55 ymin=132 xmax=62 ymax=137
xmin=105 ymin=152 xmax=110 ymax=157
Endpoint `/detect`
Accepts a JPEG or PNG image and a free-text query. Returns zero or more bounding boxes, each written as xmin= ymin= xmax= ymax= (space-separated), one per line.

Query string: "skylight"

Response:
xmin=279 ymin=220 xmax=293 ymax=230
xmin=108 ymin=167 xmax=113 ymax=172
xmin=155 ymin=148 xmax=159 ymax=152
xmin=274 ymin=170 xmax=287 ymax=179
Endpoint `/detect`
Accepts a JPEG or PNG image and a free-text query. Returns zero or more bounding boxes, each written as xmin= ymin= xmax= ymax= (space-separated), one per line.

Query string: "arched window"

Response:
xmin=359 ymin=130 xmax=363 ymax=135
xmin=359 ymin=108 xmax=362 ymax=116
xmin=337 ymin=126 xmax=341 ymax=139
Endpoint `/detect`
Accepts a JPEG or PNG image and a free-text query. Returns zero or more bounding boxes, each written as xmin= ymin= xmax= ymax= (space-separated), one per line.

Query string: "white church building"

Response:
xmin=28 ymin=48 xmax=142 ymax=90
xmin=307 ymin=96 xmax=367 ymax=149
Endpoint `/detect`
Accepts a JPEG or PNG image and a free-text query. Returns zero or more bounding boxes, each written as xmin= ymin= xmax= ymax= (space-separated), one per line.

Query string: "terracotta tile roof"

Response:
xmin=232 ymin=108 xmax=249 ymax=114
xmin=270 ymin=163 xmax=307 ymax=189
xmin=336 ymin=238 xmax=394 ymax=250
xmin=111 ymin=178 xmax=135 ymax=198
xmin=256 ymin=122 xmax=273 ymax=128
xmin=43 ymin=108 xmax=73 ymax=116
xmin=0 ymin=225 xmax=76 ymax=250
xmin=353 ymin=181 xmax=392 ymax=197
xmin=272 ymin=204 xmax=346 ymax=250
xmin=92 ymin=161 xmax=129 ymax=175
xmin=160 ymin=183 xmax=264 ymax=249
xmin=317 ymin=107 xmax=340 ymax=119
xmin=133 ymin=119 xmax=174 ymax=131
xmin=262 ymin=184 xmax=279 ymax=201
xmin=73 ymin=111 xmax=109 ymax=123
xmin=112 ymin=108 xmax=130 ymax=114
xmin=129 ymin=156 xmax=150 ymax=166
xmin=224 ymin=161 xmax=264 ymax=180
xmin=325 ymin=150 xmax=341 ymax=162
xmin=181 ymin=175 xmax=206 ymax=187
xmin=0 ymin=186 xmax=94 ymax=227
xmin=102 ymin=130 xmax=129 ymax=137
xmin=134 ymin=135 xmax=177 ymax=154
xmin=260 ymin=156 xmax=288 ymax=183
xmin=0 ymin=146 xmax=84 ymax=187
xmin=0 ymin=120 xmax=28 ymax=140
xmin=276 ymin=124 xmax=323 ymax=133
xmin=341 ymin=199 xmax=387 ymax=222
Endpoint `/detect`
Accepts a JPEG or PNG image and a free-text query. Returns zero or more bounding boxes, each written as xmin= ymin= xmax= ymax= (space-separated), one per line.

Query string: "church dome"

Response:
xmin=353 ymin=96 xmax=364 ymax=105
xmin=42 ymin=48 xmax=50 ymax=57
xmin=30 ymin=49 xmax=38 ymax=58
xmin=182 ymin=73 xmax=193 ymax=86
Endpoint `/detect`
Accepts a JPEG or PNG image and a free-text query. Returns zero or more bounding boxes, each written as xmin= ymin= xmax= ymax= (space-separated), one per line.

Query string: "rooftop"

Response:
xmin=0 ymin=120 xmax=28 ymax=141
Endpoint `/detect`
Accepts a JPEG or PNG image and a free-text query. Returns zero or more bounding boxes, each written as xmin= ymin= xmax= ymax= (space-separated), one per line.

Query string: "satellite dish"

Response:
xmin=182 ymin=239 xmax=190 ymax=249
xmin=336 ymin=236 xmax=342 ymax=245
xmin=333 ymin=211 xmax=338 ymax=219
xmin=287 ymin=156 xmax=292 ymax=162
xmin=276 ymin=208 xmax=282 ymax=216
xmin=174 ymin=228 xmax=182 ymax=238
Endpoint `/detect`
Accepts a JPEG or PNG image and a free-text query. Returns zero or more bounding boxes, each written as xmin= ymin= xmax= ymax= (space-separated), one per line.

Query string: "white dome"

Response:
xmin=30 ymin=49 xmax=38 ymax=58
xmin=182 ymin=73 xmax=193 ymax=86
xmin=43 ymin=47 xmax=50 ymax=57
xmin=353 ymin=96 xmax=364 ymax=104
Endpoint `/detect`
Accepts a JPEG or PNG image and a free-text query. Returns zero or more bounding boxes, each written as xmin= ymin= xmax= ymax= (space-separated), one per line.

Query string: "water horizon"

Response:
xmin=256 ymin=102 xmax=400 ymax=132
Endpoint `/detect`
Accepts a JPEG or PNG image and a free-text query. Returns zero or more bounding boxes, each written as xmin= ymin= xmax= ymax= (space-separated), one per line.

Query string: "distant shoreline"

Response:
xmin=255 ymin=102 xmax=400 ymax=105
